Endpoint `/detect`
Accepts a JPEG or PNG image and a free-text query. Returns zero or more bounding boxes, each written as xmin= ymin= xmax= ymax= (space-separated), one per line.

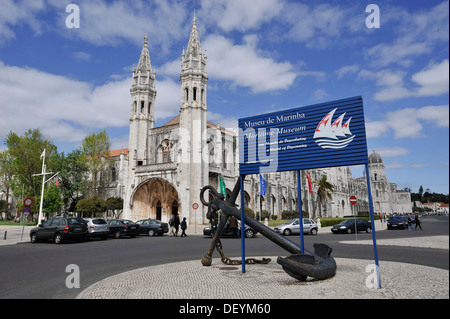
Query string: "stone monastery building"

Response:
xmin=103 ymin=17 xmax=412 ymax=225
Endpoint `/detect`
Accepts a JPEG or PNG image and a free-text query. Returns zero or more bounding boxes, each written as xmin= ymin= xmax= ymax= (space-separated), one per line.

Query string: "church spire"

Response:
xmin=180 ymin=13 xmax=208 ymax=110
xmin=137 ymin=35 xmax=152 ymax=73
xmin=185 ymin=13 xmax=202 ymax=58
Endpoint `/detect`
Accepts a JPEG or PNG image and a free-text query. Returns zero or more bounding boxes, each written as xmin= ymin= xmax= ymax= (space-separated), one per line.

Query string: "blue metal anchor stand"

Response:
xmin=365 ymin=164 xmax=381 ymax=288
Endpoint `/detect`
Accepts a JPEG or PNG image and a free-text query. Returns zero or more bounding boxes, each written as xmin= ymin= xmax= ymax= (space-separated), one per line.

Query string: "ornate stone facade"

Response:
xmin=103 ymin=18 xmax=412 ymax=224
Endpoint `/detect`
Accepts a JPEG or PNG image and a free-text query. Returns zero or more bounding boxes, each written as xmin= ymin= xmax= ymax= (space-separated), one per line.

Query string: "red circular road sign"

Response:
xmin=192 ymin=203 xmax=199 ymax=210
xmin=24 ymin=197 xmax=33 ymax=206
xmin=349 ymin=195 xmax=357 ymax=205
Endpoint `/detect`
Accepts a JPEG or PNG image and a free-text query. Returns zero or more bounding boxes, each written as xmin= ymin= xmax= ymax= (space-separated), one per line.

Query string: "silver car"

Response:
xmin=274 ymin=218 xmax=318 ymax=236
xmin=83 ymin=218 xmax=109 ymax=240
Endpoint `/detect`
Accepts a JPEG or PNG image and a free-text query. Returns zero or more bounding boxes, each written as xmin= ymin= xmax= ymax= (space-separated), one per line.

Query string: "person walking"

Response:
xmin=180 ymin=217 xmax=187 ymax=237
xmin=229 ymin=215 xmax=238 ymax=238
xmin=407 ymin=215 xmax=414 ymax=231
xmin=415 ymin=213 xmax=423 ymax=231
xmin=169 ymin=215 xmax=175 ymax=236
xmin=174 ymin=214 xmax=180 ymax=236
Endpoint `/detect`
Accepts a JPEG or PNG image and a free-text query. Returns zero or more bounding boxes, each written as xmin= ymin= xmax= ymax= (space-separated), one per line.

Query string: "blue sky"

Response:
xmin=0 ymin=0 xmax=448 ymax=194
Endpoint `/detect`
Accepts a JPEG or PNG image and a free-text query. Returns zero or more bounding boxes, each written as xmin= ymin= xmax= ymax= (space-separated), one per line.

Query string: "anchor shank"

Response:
xmin=212 ymin=197 xmax=307 ymax=255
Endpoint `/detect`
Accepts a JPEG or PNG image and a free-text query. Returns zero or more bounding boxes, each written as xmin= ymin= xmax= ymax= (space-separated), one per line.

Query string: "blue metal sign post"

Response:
xmin=297 ymin=170 xmax=305 ymax=254
xmin=240 ymin=175 xmax=246 ymax=274
xmin=365 ymin=164 xmax=381 ymax=288
xmin=238 ymin=96 xmax=381 ymax=287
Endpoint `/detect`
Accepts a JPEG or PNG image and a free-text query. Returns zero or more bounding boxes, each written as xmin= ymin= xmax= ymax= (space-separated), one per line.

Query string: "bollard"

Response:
xmin=3 ymin=231 xmax=6 ymax=240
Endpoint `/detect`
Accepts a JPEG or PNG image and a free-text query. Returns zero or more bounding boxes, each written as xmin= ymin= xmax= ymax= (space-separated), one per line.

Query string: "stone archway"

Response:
xmin=130 ymin=178 xmax=180 ymax=222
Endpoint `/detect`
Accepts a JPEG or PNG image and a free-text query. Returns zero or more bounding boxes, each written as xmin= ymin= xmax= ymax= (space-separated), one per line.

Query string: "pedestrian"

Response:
xmin=415 ymin=214 xmax=423 ymax=231
xmin=169 ymin=215 xmax=175 ymax=236
xmin=174 ymin=214 xmax=180 ymax=236
xmin=407 ymin=215 xmax=414 ymax=231
xmin=229 ymin=215 xmax=238 ymax=238
xmin=181 ymin=217 xmax=187 ymax=237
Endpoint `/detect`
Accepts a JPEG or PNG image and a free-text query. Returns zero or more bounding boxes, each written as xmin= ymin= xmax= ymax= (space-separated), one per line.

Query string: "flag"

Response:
xmin=40 ymin=149 xmax=45 ymax=160
xmin=219 ymin=176 xmax=226 ymax=196
xmin=306 ymin=170 xmax=313 ymax=193
xmin=259 ymin=174 xmax=267 ymax=196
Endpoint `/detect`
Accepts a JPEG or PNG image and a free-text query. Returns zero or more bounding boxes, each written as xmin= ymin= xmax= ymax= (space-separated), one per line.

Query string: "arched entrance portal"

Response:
xmin=131 ymin=178 xmax=180 ymax=222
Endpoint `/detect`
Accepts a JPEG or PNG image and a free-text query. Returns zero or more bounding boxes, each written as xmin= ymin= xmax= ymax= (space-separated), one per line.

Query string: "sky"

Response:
xmin=0 ymin=0 xmax=448 ymax=194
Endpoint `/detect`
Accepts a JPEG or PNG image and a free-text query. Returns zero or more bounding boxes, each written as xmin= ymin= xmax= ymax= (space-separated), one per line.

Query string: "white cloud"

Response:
xmin=336 ymin=65 xmax=359 ymax=79
xmin=365 ymin=120 xmax=389 ymax=138
xmin=72 ymin=51 xmax=91 ymax=62
xmin=385 ymin=161 xmax=405 ymax=169
xmin=416 ymin=105 xmax=449 ymax=128
xmin=199 ymin=0 xmax=282 ymax=32
xmin=281 ymin=3 xmax=358 ymax=48
xmin=0 ymin=61 xmax=130 ymax=144
xmin=203 ymin=34 xmax=297 ymax=92
xmin=366 ymin=1 xmax=449 ymax=67
xmin=366 ymin=105 xmax=449 ymax=139
xmin=0 ymin=0 xmax=46 ymax=44
xmin=154 ymin=78 xmax=181 ymax=120
xmin=0 ymin=60 xmax=186 ymax=147
xmin=412 ymin=59 xmax=449 ymax=96
xmin=359 ymin=59 xmax=449 ymax=101
xmin=375 ymin=147 xmax=409 ymax=158
xmin=312 ymin=89 xmax=328 ymax=101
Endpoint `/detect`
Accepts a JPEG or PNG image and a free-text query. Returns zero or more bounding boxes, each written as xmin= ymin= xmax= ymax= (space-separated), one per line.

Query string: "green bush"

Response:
xmin=281 ymin=210 xmax=309 ymax=219
xmin=244 ymin=207 xmax=255 ymax=218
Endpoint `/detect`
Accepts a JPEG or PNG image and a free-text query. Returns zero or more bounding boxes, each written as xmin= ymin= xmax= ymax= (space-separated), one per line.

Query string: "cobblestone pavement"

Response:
xmin=76 ymin=257 xmax=449 ymax=299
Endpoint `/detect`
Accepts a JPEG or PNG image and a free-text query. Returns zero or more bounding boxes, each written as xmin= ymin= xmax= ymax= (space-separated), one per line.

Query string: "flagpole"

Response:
xmin=37 ymin=149 xmax=46 ymax=225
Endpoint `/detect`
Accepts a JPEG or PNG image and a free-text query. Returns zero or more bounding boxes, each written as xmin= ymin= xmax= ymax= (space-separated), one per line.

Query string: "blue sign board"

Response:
xmin=238 ymin=96 xmax=368 ymax=174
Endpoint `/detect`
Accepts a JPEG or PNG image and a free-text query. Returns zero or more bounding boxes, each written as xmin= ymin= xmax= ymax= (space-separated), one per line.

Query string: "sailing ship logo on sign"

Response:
xmin=313 ymin=108 xmax=355 ymax=149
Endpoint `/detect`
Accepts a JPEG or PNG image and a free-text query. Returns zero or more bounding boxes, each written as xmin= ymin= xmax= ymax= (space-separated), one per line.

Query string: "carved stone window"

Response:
xmin=158 ymin=140 xmax=174 ymax=163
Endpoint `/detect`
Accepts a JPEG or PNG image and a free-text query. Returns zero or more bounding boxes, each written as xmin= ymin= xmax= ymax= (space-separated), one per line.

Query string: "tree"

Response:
xmin=0 ymin=150 xmax=14 ymax=219
xmin=54 ymin=149 xmax=88 ymax=212
xmin=105 ymin=197 xmax=124 ymax=218
xmin=42 ymin=184 xmax=63 ymax=218
xmin=75 ymin=196 xmax=105 ymax=217
xmin=80 ymin=130 xmax=111 ymax=197
xmin=313 ymin=174 xmax=335 ymax=218
xmin=5 ymin=129 xmax=58 ymax=220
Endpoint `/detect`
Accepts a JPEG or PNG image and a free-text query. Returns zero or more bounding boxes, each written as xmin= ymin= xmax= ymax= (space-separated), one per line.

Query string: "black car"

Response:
xmin=107 ymin=219 xmax=140 ymax=238
xmin=30 ymin=217 xmax=88 ymax=244
xmin=136 ymin=219 xmax=169 ymax=236
xmin=331 ymin=218 xmax=372 ymax=234
xmin=387 ymin=216 xmax=407 ymax=230
xmin=203 ymin=222 xmax=258 ymax=238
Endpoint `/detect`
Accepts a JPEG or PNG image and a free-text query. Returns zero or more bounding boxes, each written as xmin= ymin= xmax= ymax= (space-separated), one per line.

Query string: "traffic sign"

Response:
xmin=24 ymin=197 xmax=33 ymax=206
xmin=350 ymin=195 xmax=357 ymax=205
xmin=23 ymin=207 xmax=31 ymax=213
xmin=192 ymin=203 xmax=199 ymax=210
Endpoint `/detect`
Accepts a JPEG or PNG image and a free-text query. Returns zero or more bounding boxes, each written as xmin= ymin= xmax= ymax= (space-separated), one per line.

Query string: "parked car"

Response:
xmin=107 ymin=219 xmax=140 ymax=238
xmin=203 ymin=221 xmax=257 ymax=238
xmin=136 ymin=219 xmax=169 ymax=236
xmin=30 ymin=217 xmax=88 ymax=244
xmin=273 ymin=218 xmax=319 ymax=236
xmin=83 ymin=218 xmax=109 ymax=240
xmin=387 ymin=216 xmax=407 ymax=230
xmin=331 ymin=218 xmax=372 ymax=234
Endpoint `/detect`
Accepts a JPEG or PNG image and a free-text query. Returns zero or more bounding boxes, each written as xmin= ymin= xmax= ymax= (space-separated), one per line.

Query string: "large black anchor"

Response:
xmin=200 ymin=176 xmax=336 ymax=281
